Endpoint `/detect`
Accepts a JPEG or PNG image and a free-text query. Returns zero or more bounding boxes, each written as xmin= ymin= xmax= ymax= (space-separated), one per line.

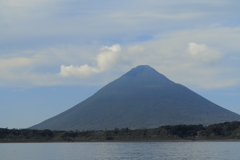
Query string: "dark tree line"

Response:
xmin=1 ymin=121 xmax=240 ymax=142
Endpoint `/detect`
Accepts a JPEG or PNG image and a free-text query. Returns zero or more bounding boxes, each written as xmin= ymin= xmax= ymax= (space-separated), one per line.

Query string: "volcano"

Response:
xmin=30 ymin=65 xmax=240 ymax=130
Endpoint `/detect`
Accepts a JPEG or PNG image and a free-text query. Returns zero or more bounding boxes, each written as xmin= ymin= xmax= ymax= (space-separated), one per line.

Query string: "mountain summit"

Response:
xmin=30 ymin=65 xmax=240 ymax=131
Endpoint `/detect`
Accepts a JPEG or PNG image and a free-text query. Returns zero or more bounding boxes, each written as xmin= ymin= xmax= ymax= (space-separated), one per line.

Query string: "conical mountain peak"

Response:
xmin=118 ymin=65 xmax=173 ymax=87
xmin=91 ymin=65 xmax=172 ymax=95
xmin=30 ymin=65 xmax=240 ymax=131
xmin=123 ymin=65 xmax=155 ymax=77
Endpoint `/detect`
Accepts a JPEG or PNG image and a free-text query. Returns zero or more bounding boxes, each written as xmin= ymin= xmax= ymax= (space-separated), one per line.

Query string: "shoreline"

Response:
xmin=1 ymin=139 xmax=240 ymax=143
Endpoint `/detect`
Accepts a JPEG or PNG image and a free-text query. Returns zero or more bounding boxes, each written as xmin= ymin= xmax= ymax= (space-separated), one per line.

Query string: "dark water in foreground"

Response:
xmin=1 ymin=142 xmax=240 ymax=160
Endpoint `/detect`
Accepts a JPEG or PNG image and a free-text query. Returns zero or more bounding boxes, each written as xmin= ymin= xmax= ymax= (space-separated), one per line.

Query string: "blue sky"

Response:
xmin=1 ymin=0 xmax=240 ymax=128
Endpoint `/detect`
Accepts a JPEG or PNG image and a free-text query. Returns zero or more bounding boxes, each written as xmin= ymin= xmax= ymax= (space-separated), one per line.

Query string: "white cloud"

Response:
xmin=0 ymin=45 xmax=123 ymax=87
xmin=59 ymin=44 xmax=121 ymax=78
xmin=187 ymin=42 xmax=222 ymax=63
xmin=59 ymin=65 xmax=99 ymax=78
xmin=97 ymin=44 xmax=121 ymax=71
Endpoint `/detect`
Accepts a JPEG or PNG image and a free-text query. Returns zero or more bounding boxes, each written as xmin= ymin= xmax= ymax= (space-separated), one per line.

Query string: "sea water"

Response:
xmin=1 ymin=142 xmax=240 ymax=160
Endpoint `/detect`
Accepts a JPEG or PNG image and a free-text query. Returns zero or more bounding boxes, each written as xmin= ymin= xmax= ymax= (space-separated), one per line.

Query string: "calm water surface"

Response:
xmin=1 ymin=142 xmax=240 ymax=160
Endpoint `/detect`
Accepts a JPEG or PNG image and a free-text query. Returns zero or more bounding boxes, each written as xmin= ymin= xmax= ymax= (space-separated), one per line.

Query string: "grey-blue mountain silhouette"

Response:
xmin=30 ymin=65 xmax=240 ymax=131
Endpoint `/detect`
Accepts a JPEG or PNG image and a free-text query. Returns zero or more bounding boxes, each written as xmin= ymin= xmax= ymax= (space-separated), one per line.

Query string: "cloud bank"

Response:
xmin=0 ymin=0 xmax=240 ymax=89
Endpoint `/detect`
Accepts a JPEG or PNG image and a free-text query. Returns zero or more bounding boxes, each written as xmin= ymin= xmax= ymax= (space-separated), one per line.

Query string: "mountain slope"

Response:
xmin=30 ymin=65 xmax=240 ymax=131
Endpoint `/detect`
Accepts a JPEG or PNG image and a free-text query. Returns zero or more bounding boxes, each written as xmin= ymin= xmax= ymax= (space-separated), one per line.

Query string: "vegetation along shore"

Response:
xmin=1 ymin=121 xmax=240 ymax=142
